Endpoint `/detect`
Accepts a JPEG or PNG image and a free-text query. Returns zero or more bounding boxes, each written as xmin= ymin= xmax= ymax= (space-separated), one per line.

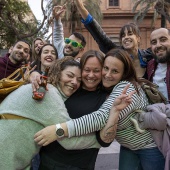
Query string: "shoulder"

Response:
xmin=139 ymin=49 xmax=153 ymax=62
xmin=113 ymin=81 xmax=135 ymax=90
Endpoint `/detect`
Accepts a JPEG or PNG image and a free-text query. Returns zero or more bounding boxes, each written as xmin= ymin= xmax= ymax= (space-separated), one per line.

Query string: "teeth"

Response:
xmin=67 ymin=86 xmax=73 ymax=90
xmin=87 ymin=80 xmax=95 ymax=82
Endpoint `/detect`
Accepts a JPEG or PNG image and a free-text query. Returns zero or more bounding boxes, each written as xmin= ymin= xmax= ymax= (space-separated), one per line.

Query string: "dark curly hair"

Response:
xmin=48 ymin=56 xmax=81 ymax=87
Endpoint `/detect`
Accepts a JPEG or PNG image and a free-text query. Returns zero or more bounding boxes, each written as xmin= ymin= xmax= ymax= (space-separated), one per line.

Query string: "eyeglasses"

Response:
xmin=64 ymin=38 xmax=83 ymax=48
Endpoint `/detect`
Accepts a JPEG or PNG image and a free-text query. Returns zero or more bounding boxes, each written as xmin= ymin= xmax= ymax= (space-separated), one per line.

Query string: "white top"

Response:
xmin=153 ymin=63 xmax=168 ymax=100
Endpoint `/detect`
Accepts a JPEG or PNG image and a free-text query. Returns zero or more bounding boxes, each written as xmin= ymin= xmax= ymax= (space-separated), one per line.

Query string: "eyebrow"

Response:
xmin=67 ymin=71 xmax=81 ymax=78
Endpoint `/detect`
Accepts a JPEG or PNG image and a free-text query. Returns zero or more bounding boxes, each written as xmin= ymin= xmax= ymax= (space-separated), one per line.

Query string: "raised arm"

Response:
xmin=74 ymin=0 xmax=117 ymax=54
xmin=74 ymin=0 xmax=88 ymax=19
xmin=53 ymin=5 xmax=66 ymax=59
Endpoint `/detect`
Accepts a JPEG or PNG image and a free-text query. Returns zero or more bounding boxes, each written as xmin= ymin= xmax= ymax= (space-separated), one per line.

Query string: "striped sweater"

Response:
xmin=66 ymin=81 xmax=156 ymax=150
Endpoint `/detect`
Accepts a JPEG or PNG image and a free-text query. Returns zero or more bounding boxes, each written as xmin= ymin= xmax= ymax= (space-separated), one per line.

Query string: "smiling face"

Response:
xmin=9 ymin=41 xmax=30 ymax=64
xmin=40 ymin=45 xmax=57 ymax=70
xmin=82 ymin=56 xmax=102 ymax=91
xmin=59 ymin=66 xmax=81 ymax=97
xmin=34 ymin=39 xmax=44 ymax=55
xmin=102 ymin=56 xmax=124 ymax=88
xmin=150 ymin=28 xmax=170 ymax=63
xmin=63 ymin=35 xmax=83 ymax=58
xmin=121 ymin=27 xmax=140 ymax=51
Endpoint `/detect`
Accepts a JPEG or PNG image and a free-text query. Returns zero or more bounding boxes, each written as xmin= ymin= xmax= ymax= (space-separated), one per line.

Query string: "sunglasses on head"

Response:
xmin=64 ymin=38 xmax=83 ymax=48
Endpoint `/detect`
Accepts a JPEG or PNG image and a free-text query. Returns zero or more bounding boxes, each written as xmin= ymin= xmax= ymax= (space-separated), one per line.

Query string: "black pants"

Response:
xmin=39 ymin=153 xmax=93 ymax=170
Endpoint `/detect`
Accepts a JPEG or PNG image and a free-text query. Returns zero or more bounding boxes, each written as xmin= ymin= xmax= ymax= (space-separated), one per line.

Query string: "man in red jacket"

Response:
xmin=147 ymin=28 xmax=170 ymax=103
xmin=0 ymin=40 xmax=30 ymax=80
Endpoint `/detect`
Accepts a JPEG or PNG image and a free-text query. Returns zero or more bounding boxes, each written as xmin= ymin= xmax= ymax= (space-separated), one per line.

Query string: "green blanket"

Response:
xmin=0 ymin=84 xmax=100 ymax=170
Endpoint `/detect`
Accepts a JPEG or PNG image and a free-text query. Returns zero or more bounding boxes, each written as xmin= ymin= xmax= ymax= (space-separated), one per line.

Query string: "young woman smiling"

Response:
xmin=0 ymin=57 xmax=91 ymax=170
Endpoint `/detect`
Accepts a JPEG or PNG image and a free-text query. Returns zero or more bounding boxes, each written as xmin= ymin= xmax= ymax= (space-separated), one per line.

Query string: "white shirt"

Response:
xmin=153 ymin=63 xmax=168 ymax=100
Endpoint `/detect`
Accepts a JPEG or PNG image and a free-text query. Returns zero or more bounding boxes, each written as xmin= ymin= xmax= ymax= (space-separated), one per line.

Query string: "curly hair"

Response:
xmin=48 ymin=56 xmax=81 ymax=87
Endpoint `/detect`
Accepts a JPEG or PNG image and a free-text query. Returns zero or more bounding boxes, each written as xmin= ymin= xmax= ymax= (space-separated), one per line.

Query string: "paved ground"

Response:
xmin=95 ymin=140 xmax=120 ymax=170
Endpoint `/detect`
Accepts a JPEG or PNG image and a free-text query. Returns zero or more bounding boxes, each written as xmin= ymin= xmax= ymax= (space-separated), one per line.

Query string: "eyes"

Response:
xmin=67 ymin=74 xmax=81 ymax=83
xmin=103 ymin=66 xmax=118 ymax=74
xmin=43 ymin=50 xmax=56 ymax=55
xmin=121 ymin=31 xmax=134 ymax=38
xmin=35 ymin=42 xmax=44 ymax=48
xmin=83 ymin=68 xmax=100 ymax=73
xmin=151 ymin=37 xmax=168 ymax=45
xmin=17 ymin=45 xmax=29 ymax=54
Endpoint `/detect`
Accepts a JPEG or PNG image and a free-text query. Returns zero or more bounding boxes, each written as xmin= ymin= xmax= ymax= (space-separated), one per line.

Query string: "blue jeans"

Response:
xmin=31 ymin=154 xmax=40 ymax=170
xmin=119 ymin=146 xmax=165 ymax=170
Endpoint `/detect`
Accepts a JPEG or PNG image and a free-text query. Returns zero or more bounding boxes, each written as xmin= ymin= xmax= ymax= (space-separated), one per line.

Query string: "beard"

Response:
xmin=10 ymin=53 xmax=26 ymax=64
xmin=63 ymin=50 xmax=79 ymax=58
xmin=153 ymin=47 xmax=170 ymax=63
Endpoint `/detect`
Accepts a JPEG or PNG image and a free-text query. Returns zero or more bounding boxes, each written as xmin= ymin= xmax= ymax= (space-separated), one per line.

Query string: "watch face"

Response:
xmin=56 ymin=128 xmax=64 ymax=136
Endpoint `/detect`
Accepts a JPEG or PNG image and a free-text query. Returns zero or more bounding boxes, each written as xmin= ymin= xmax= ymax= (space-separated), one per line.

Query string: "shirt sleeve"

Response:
xmin=81 ymin=13 xmax=93 ymax=25
xmin=95 ymin=130 xmax=112 ymax=147
xmin=66 ymin=81 xmax=140 ymax=137
xmin=53 ymin=18 xmax=65 ymax=59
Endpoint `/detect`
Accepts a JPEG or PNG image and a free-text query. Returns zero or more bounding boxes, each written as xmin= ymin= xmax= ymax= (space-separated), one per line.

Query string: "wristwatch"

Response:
xmin=56 ymin=124 xmax=64 ymax=138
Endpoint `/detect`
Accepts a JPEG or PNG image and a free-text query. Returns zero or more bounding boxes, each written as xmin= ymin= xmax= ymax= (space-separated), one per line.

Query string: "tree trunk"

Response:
xmin=161 ymin=14 xmax=166 ymax=28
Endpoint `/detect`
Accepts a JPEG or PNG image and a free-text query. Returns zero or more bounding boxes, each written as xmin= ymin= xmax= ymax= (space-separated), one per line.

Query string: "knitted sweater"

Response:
xmin=0 ymin=84 xmax=100 ymax=170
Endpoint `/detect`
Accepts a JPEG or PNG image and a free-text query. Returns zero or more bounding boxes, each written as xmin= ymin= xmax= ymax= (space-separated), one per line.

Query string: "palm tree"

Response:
xmin=132 ymin=0 xmax=170 ymax=28
xmin=46 ymin=0 xmax=103 ymax=33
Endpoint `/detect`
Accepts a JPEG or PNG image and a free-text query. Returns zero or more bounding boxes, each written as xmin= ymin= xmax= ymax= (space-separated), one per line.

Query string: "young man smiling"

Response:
xmin=0 ymin=40 xmax=30 ymax=80
xmin=52 ymin=5 xmax=86 ymax=61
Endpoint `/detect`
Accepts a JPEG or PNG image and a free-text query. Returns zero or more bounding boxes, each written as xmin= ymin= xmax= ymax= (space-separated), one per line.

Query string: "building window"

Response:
xmin=109 ymin=0 xmax=119 ymax=6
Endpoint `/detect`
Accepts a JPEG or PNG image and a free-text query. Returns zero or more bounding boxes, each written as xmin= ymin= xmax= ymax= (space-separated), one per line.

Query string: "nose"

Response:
xmin=105 ymin=71 xmax=111 ymax=78
xmin=71 ymin=77 xmax=78 ymax=85
xmin=38 ymin=44 xmax=42 ymax=48
xmin=155 ymin=41 xmax=161 ymax=47
xmin=88 ymin=71 xmax=95 ymax=78
xmin=19 ymin=48 xmax=24 ymax=54
xmin=124 ymin=34 xmax=129 ymax=38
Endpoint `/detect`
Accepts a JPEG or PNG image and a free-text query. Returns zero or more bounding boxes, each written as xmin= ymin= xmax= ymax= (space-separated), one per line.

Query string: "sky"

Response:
xmin=28 ymin=0 xmax=45 ymax=22
xmin=28 ymin=0 xmax=52 ymax=40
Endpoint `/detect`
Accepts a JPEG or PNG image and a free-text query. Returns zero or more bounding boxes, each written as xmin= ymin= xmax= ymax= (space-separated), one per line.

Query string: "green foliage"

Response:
xmin=0 ymin=0 xmax=45 ymax=49
xmin=46 ymin=0 xmax=103 ymax=33
xmin=132 ymin=0 xmax=170 ymax=27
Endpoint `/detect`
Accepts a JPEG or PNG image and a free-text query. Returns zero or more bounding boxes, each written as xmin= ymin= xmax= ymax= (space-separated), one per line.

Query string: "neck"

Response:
xmin=127 ymin=48 xmax=138 ymax=58
xmin=57 ymin=84 xmax=68 ymax=100
xmin=9 ymin=55 xmax=17 ymax=64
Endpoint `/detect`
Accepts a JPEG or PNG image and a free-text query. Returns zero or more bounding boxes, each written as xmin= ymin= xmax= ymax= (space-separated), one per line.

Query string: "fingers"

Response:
xmin=31 ymin=75 xmax=41 ymax=91
xmin=30 ymin=65 xmax=37 ymax=72
xmin=53 ymin=5 xmax=66 ymax=18
xmin=121 ymin=84 xmax=130 ymax=95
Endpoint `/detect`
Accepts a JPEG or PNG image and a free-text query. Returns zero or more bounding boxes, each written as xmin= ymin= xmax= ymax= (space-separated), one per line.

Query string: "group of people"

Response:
xmin=0 ymin=0 xmax=170 ymax=170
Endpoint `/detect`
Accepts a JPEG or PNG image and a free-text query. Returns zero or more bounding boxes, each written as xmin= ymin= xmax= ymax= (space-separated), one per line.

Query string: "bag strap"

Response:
xmin=6 ymin=67 xmax=27 ymax=80
xmin=0 ymin=113 xmax=27 ymax=120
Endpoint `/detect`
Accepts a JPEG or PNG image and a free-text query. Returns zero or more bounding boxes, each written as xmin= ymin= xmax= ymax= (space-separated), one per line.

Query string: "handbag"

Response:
xmin=139 ymin=78 xmax=167 ymax=104
xmin=0 ymin=67 xmax=27 ymax=96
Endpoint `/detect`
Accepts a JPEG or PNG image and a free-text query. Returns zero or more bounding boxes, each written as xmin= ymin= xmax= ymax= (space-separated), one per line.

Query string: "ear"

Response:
xmin=79 ymin=48 xmax=84 ymax=53
xmin=137 ymin=36 xmax=141 ymax=44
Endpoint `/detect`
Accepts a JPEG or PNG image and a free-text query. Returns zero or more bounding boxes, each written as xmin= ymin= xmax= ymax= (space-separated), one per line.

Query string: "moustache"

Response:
xmin=154 ymin=46 xmax=166 ymax=53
